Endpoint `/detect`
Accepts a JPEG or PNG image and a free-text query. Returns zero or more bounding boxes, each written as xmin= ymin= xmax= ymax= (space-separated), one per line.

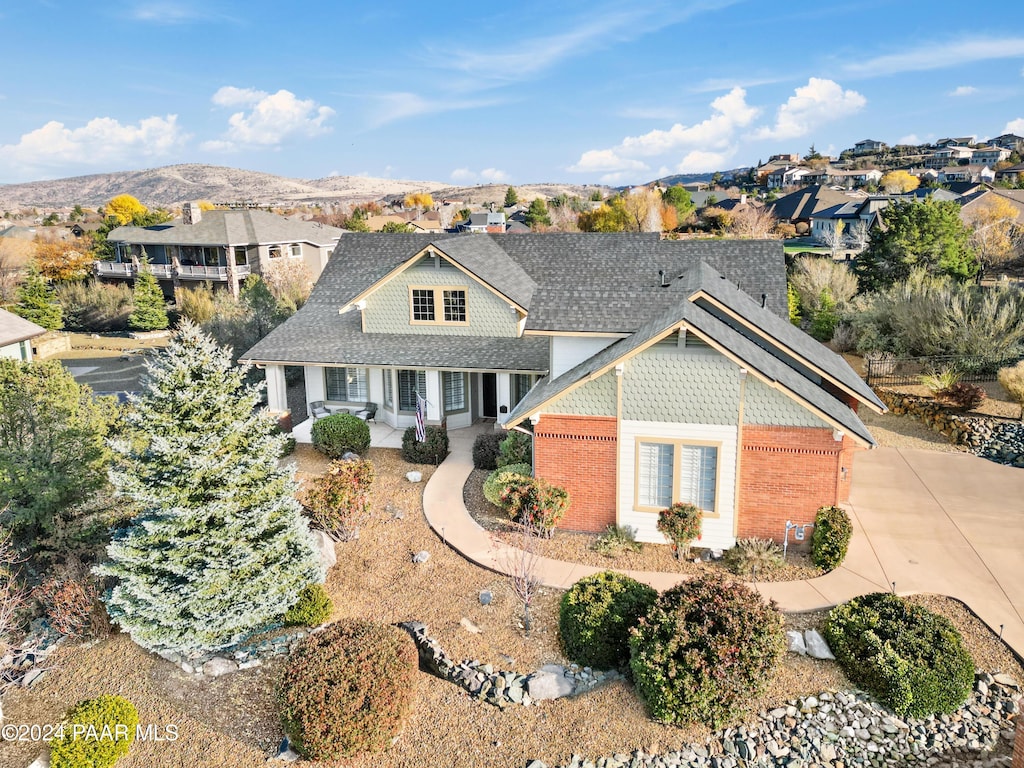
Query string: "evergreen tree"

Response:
xmin=128 ymin=258 xmax=169 ymax=331
xmin=503 ymin=186 xmax=519 ymax=207
xmin=12 ymin=264 xmax=62 ymax=330
xmin=524 ymin=198 xmax=552 ymax=228
xmin=97 ymin=322 xmax=323 ymax=654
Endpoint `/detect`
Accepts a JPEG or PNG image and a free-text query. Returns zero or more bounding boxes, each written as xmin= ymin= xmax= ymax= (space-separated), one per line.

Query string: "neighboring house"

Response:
xmin=971 ymin=146 xmax=1012 ymax=166
xmin=989 ymin=134 xmax=1024 ymax=153
xmin=994 ymin=163 xmax=1024 ymax=184
xmin=809 ymin=201 xmax=870 ymax=248
xmin=853 ymin=139 xmax=886 ymax=155
xmin=241 ymin=233 xmax=883 ymax=548
xmin=102 ymin=203 xmax=344 ymax=297
xmin=767 ymin=185 xmax=860 ymax=231
xmin=0 ymin=308 xmax=46 ymax=361
xmin=766 ymin=166 xmax=810 ymax=189
xmin=66 ymin=221 xmax=104 ymax=238
xmin=829 ymin=169 xmax=883 ymax=188
xmin=927 ymin=146 xmax=974 ymax=167
xmin=958 ymin=189 xmax=1024 ymax=225
xmin=934 ymin=137 xmax=974 ymax=148
xmin=459 ymin=212 xmax=507 ymax=233
xmin=768 ymin=153 xmax=800 ymax=163
xmin=938 ymin=165 xmax=993 ymax=184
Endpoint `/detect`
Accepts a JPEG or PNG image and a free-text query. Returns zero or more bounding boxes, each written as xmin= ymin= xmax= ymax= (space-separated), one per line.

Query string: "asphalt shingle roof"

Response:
xmin=108 ymin=209 xmax=344 ymax=247
xmin=0 ymin=308 xmax=46 ymax=347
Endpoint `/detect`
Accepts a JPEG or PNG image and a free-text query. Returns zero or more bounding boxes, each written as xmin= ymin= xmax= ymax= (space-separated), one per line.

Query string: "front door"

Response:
xmin=482 ymin=373 xmax=497 ymax=418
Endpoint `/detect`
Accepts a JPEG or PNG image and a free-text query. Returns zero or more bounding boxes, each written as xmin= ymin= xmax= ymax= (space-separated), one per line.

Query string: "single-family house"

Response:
xmin=0 ymin=308 xmax=46 ymax=361
xmin=989 ymin=134 xmax=1024 ymax=153
xmin=938 ymin=165 xmax=994 ymax=184
xmin=995 ymin=163 xmax=1024 ymax=184
xmin=971 ymin=146 xmax=1012 ymax=166
xmin=459 ymin=212 xmax=507 ymax=233
xmin=102 ymin=203 xmax=345 ymax=297
xmin=958 ymin=189 xmax=1024 ymax=225
xmin=927 ymin=146 xmax=974 ymax=168
xmin=767 ymin=185 xmax=861 ymax=232
xmin=809 ymin=201 xmax=869 ymax=249
xmin=766 ymin=166 xmax=810 ymax=189
xmin=934 ymin=137 xmax=975 ymax=148
xmin=853 ymin=139 xmax=886 ymax=155
xmin=241 ymin=233 xmax=883 ymax=548
xmin=768 ymin=153 xmax=800 ymax=163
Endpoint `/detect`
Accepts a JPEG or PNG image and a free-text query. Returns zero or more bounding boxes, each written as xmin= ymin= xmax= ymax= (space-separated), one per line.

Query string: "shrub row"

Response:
xmin=471 ymin=430 xmax=533 ymax=470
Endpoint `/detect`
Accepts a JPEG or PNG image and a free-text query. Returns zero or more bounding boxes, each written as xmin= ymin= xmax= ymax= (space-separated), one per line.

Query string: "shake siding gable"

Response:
xmin=362 ymin=260 xmax=518 ymax=337
xmin=743 ymin=376 xmax=830 ymax=428
xmin=623 ymin=350 xmax=740 ymax=424
xmin=545 ymin=372 xmax=617 ymax=416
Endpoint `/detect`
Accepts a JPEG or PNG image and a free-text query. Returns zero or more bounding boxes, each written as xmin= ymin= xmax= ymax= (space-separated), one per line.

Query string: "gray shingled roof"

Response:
xmin=768 ymin=186 xmax=858 ymax=222
xmin=0 ymin=308 xmax=46 ymax=346
xmin=108 ymin=209 xmax=344 ymax=247
xmin=504 ymin=260 xmax=878 ymax=446
xmin=240 ymin=309 xmax=548 ymax=371
xmin=430 ymin=236 xmax=537 ymax=309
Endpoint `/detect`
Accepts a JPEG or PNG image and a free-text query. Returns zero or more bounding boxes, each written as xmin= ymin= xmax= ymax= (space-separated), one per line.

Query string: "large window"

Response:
xmin=442 ymin=371 xmax=467 ymax=413
xmin=325 ymin=367 xmax=367 ymax=401
xmin=636 ymin=440 xmax=718 ymax=514
xmin=398 ymin=369 xmax=427 ymax=411
xmin=512 ymin=373 xmax=534 ymax=406
xmin=383 ymin=370 xmax=393 ymax=408
xmin=409 ymin=286 xmax=468 ymax=325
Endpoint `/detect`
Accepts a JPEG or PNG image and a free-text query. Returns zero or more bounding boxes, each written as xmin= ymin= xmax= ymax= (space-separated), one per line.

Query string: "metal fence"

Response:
xmin=864 ymin=354 xmax=1021 ymax=387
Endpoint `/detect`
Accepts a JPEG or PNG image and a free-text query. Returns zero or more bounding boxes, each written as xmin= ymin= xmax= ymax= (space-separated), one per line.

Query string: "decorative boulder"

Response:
xmin=310 ymin=529 xmax=337 ymax=571
xmin=804 ymin=629 xmax=836 ymax=660
xmin=406 ymin=471 xmax=423 ymax=483
xmin=412 ymin=550 xmax=430 ymax=563
xmin=201 ymin=656 xmax=238 ymax=677
xmin=786 ymin=630 xmax=807 ymax=655
xmin=526 ymin=665 xmax=574 ymax=700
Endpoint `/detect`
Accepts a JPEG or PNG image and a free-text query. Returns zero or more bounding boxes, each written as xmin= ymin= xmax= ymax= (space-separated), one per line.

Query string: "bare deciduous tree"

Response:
xmin=493 ymin=522 xmax=543 ymax=634
xmin=729 ymin=205 xmax=779 ymax=239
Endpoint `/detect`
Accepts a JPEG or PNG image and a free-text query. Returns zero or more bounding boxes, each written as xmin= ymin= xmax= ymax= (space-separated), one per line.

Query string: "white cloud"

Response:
xmin=898 ymin=133 xmax=921 ymax=145
xmin=569 ymin=87 xmax=758 ymax=176
xmin=752 ymin=78 xmax=865 ymax=141
xmin=366 ymin=92 xmax=501 ymax=128
xmin=677 ymin=150 xmax=734 ymax=173
xmin=845 ymin=37 xmax=1024 ymax=78
xmin=129 ymin=2 xmax=236 ymax=24
xmin=0 ymin=115 xmax=187 ymax=176
xmin=1005 ymin=118 xmax=1024 ymax=134
xmin=202 ymin=87 xmax=333 ymax=151
xmin=950 ymin=85 xmax=977 ymax=96
xmin=450 ymin=167 xmax=510 ymax=183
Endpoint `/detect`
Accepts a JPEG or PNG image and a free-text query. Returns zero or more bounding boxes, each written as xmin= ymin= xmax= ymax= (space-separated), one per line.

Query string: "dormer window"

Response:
xmin=409 ymin=286 xmax=468 ymax=325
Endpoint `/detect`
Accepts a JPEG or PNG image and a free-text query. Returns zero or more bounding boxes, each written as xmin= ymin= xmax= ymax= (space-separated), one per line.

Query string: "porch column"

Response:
xmin=265 ymin=364 xmax=288 ymax=412
xmin=304 ymin=366 xmax=326 ymax=413
xmin=425 ymin=370 xmax=442 ymax=422
xmin=225 ymin=244 xmax=239 ymax=298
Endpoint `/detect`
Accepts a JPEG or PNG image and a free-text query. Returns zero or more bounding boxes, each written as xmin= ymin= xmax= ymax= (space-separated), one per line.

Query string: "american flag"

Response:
xmin=414 ymin=392 xmax=426 ymax=442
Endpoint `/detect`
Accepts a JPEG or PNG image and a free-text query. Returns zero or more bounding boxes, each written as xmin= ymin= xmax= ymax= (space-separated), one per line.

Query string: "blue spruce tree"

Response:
xmin=97 ymin=320 xmax=323 ymax=655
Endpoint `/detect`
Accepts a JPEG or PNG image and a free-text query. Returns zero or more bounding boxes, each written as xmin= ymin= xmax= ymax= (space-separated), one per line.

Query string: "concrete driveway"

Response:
xmin=845 ymin=447 xmax=1024 ymax=658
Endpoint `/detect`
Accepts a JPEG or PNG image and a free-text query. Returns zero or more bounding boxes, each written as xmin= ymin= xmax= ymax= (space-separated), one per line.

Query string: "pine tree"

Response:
xmin=12 ymin=264 xmax=62 ymax=330
xmin=128 ymin=258 xmax=169 ymax=331
xmin=524 ymin=198 xmax=552 ymax=228
xmin=503 ymin=186 xmax=519 ymax=207
xmin=97 ymin=321 xmax=324 ymax=655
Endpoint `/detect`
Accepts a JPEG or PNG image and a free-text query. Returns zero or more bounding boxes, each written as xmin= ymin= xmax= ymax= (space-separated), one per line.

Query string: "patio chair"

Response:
xmin=309 ymin=400 xmax=330 ymax=420
xmin=355 ymin=402 xmax=377 ymax=423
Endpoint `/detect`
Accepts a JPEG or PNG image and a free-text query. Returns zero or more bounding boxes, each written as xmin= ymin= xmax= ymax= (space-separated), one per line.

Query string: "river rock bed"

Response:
xmin=528 ymin=672 xmax=1021 ymax=768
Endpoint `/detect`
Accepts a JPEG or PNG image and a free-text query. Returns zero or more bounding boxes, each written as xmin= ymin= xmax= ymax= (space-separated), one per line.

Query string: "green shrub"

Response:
xmin=824 ymin=592 xmax=974 ymax=717
xmin=312 ymin=413 xmax=371 ymax=458
xmin=499 ymin=476 xmax=569 ymax=535
xmin=723 ymin=538 xmax=783 ymax=578
xmin=401 ymin=425 xmax=449 ymax=464
xmin=809 ymin=289 xmax=841 ymax=342
xmin=50 ymin=695 xmax=139 ymax=768
xmin=592 ymin=524 xmax=643 ymax=557
xmin=657 ymin=503 xmax=703 ymax=559
xmin=919 ymin=366 xmax=961 ymax=393
xmin=482 ymin=464 xmax=532 ymax=505
xmin=559 ymin=571 xmax=657 ymax=670
xmin=54 ymin=281 xmax=133 ymax=332
xmin=935 ymin=381 xmax=986 ymax=412
xmin=496 ymin=431 xmax=532 ymax=468
xmin=278 ymin=619 xmax=417 ymax=760
xmin=997 ymin=360 xmax=1024 ymax=419
xmin=284 ymin=583 xmax=333 ymax=626
xmin=810 ymin=505 xmax=852 ymax=571
xmin=471 ymin=432 xmax=504 ymax=470
xmin=629 ymin=573 xmax=784 ymax=727
xmin=303 ymin=458 xmax=375 ymax=541
xmin=174 ymin=283 xmax=218 ymax=325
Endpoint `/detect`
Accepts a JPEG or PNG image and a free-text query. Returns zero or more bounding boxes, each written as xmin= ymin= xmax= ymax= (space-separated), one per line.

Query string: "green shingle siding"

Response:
xmin=545 ymin=372 xmax=617 ymax=416
xmin=363 ymin=260 xmax=518 ymax=337
xmin=743 ymin=377 xmax=829 ymax=428
xmin=622 ymin=351 xmax=741 ymax=425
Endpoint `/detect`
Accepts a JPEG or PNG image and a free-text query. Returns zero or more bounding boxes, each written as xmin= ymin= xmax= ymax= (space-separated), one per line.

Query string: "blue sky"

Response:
xmin=1 ymin=0 xmax=1023 ymax=186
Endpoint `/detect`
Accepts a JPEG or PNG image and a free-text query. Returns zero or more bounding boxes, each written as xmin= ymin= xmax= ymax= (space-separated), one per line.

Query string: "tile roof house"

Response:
xmin=102 ymin=203 xmax=345 ymax=296
xmin=242 ymin=233 xmax=883 ymax=548
xmin=0 ymin=308 xmax=46 ymax=361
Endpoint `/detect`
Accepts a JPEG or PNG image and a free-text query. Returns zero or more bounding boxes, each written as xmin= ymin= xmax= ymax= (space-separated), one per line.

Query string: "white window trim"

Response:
xmin=634 ymin=438 xmax=721 ymax=517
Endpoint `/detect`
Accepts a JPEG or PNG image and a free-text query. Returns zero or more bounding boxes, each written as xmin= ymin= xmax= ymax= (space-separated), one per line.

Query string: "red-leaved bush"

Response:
xmin=303 ymin=458 xmax=375 ymax=541
xmin=33 ymin=577 xmax=98 ymax=637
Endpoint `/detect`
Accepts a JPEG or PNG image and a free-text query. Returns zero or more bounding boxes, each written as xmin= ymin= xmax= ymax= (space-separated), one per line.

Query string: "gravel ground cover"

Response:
xmin=1 ymin=447 xmax=1019 ymax=768
xmin=464 ymin=469 xmax=821 ymax=581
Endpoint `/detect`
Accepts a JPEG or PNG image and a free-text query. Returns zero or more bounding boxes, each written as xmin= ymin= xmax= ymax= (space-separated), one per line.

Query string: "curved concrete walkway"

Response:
xmin=423 ymin=427 xmax=1024 ymax=658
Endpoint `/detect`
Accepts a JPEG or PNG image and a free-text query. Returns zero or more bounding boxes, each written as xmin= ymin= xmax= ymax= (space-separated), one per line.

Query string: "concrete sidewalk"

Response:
xmin=422 ymin=431 xmax=1024 ymax=659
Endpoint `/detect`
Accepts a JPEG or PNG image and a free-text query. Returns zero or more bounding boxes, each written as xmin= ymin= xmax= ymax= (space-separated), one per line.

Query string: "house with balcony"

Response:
xmin=853 ymin=139 xmax=886 ymax=155
xmin=100 ymin=203 xmax=344 ymax=296
xmin=988 ymin=134 xmax=1024 ymax=153
xmin=241 ymin=233 xmax=883 ymax=548
xmin=971 ymin=146 xmax=1012 ymax=166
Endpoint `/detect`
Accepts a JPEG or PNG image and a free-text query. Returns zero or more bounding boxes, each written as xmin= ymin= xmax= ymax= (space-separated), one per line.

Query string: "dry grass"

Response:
xmin=1 ymin=447 xmax=1020 ymax=768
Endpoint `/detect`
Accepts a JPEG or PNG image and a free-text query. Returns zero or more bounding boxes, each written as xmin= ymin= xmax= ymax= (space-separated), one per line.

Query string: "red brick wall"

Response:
xmin=1014 ymin=714 xmax=1024 ymax=768
xmin=533 ymin=414 xmax=617 ymax=533
xmin=738 ymin=425 xmax=861 ymax=541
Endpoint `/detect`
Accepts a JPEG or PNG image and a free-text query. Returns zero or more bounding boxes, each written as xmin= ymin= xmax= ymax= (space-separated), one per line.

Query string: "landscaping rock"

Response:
xmin=460 ymin=617 xmax=482 ymax=634
xmin=310 ymin=529 xmax=336 ymax=570
xmin=527 ymin=666 xmax=575 ymax=700
xmin=406 ymin=470 xmax=423 ymax=483
xmin=201 ymin=657 xmax=238 ymax=678
xmin=26 ymin=754 xmax=48 ymax=768
xmin=479 ymin=590 xmax=493 ymax=605
xmin=785 ymin=630 xmax=807 ymax=655
xmin=803 ymin=629 xmax=835 ymax=660
xmin=412 ymin=550 xmax=430 ymax=563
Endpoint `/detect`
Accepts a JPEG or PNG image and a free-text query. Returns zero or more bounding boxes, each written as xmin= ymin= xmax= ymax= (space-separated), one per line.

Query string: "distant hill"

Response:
xmin=650 ymin=168 xmax=752 ymax=187
xmin=0 ymin=164 xmax=611 ymax=210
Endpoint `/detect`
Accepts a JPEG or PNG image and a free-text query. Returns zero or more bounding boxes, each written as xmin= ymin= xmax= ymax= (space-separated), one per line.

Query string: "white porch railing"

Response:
xmin=95 ymin=261 xmax=134 ymax=277
xmin=177 ymin=265 xmax=229 ymax=280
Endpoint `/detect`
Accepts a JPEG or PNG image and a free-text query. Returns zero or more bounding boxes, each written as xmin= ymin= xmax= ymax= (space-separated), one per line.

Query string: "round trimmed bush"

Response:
xmin=50 ymin=695 xmax=139 ymax=768
xmin=499 ymin=476 xmax=569 ymax=534
xmin=311 ymin=413 xmax=371 ymax=458
xmin=284 ymin=583 xmax=333 ymax=626
xmin=482 ymin=463 xmax=532 ymax=506
xmin=401 ymin=425 xmax=449 ymax=464
xmin=496 ymin=431 xmax=532 ymax=468
xmin=560 ymin=571 xmax=657 ymax=670
xmin=278 ymin=619 xmax=418 ymax=760
xmin=628 ymin=573 xmax=784 ymax=727
xmin=823 ymin=592 xmax=974 ymax=717
xmin=471 ymin=432 xmax=504 ymax=470
xmin=810 ymin=505 xmax=853 ymax=571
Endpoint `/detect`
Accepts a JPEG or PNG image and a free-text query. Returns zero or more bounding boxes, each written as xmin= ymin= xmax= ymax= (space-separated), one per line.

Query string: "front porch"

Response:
xmin=291 ymin=416 xmax=406 ymax=449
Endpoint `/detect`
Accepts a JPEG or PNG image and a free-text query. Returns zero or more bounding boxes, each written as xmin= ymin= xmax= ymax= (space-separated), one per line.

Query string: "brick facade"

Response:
xmin=1014 ymin=715 xmax=1024 ymax=768
xmin=533 ymin=414 xmax=617 ymax=533
xmin=737 ymin=425 xmax=860 ymax=542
